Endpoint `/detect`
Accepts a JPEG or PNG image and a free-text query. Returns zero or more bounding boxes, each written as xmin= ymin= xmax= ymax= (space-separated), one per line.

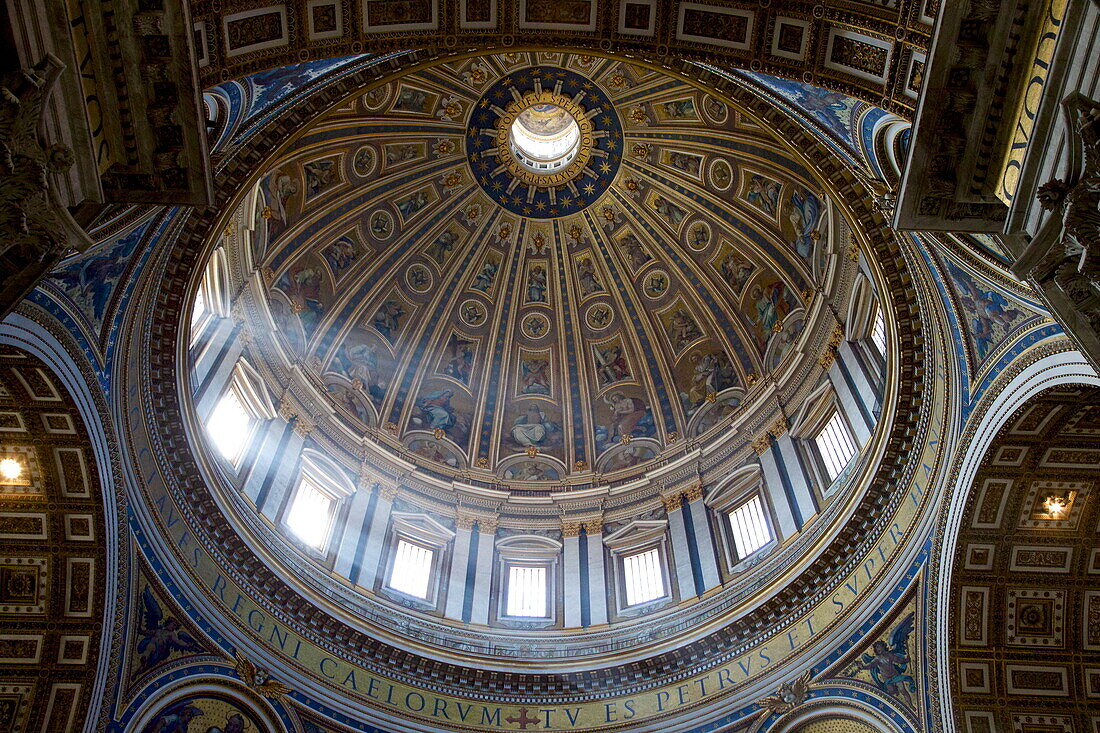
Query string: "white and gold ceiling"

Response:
xmin=251 ymin=52 xmax=841 ymax=486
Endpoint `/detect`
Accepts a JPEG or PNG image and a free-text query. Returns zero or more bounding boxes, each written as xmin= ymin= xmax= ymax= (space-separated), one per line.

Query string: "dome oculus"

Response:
xmin=509 ymin=103 xmax=581 ymax=172
xmin=468 ymin=66 xmax=622 ymax=218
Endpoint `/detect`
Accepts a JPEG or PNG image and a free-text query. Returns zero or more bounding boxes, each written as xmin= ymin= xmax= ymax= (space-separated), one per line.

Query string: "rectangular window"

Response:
xmin=871 ymin=307 xmax=887 ymax=357
xmin=387 ymin=539 xmax=434 ymax=599
xmin=191 ymin=289 xmax=208 ymax=334
xmin=622 ymin=548 xmax=665 ymax=606
xmin=728 ymin=495 xmax=772 ymax=558
xmin=286 ymin=477 xmax=336 ymax=550
xmin=506 ymin=565 xmax=547 ymax=617
xmin=207 ymin=388 xmax=254 ymax=466
xmin=815 ymin=410 xmax=858 ymax=481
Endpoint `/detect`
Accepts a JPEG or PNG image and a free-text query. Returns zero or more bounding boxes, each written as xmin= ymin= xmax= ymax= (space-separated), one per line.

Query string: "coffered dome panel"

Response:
xmin=249 ymin=52 xmax=841 ymax=489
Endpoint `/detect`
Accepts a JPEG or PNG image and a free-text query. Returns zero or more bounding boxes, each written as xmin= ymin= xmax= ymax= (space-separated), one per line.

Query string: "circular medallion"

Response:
xmin=702 ymin=94 xmax=728 ymax=124
xmin=642 ymin=270 xmax=670 ymax=299
xmin=369 ymin=210 xmax=393 ymax=240
xmin=362 ymin=84 xmax=391 ymax=111
xmin=686 ymin=220 xmax=712 ymax=251
xmin=521 ymin=312 xmax=551 ymax=339
xmin=709 ymin=158 xmax=733 ymax=191
xmin=353 ymin=146 xmax=376 ymax=177
xmin=460 ymin=299 xmax=487 ymax=327
xmin=466 ymin=66 xmax=623 ymax=218
xmin=406 ymin=264 xmax=433 ymax=292
xmin=585 ymin=303 xmax=615 ymax=331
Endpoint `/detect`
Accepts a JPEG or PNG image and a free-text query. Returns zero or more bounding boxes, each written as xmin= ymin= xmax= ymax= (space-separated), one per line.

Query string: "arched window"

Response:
xmin=495 ymin=535 xmax=561 ymax=623
xmin=790 ymin=383 xmax=860 ymax=491
xmin=604 ymin=520 xmax=672 ymax=614
xmin=190 ymin=246 xmax=230 ymax=347
xmin=870 ymin=305 xmax=887 ymax=359
xmin=813 ymin=409 xmax=858 ymax=481
xmin=381 ymin=513 xmax=454 ymax=605
xmin=388 ymin=538 xmax=435 ymax=598
xmin=728 ymin=495 xmax=772 ymax=558
xmin=283 ymin=452 xmax=353 ymax=554
xmin=622 ymin=548 xmax=664 ymax=606
xmin=204 ymin=360 xmax=276 ymax=472
xmin=706 ymin=466 xmax=777 ymax=570
xmin=207 ymin=386 xmax=254 ymax=466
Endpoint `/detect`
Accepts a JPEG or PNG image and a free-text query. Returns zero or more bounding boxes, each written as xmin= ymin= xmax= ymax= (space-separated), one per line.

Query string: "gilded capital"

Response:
xmin=661 ymin=493 xmax=682 ymax=512
xmin=751 ymin=434 xmax=773 ymax=454
xmin=583 ymin=518 xmax=604 ymax=535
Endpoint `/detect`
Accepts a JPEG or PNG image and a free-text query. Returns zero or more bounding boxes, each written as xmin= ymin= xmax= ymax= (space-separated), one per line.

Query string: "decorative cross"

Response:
xmin=506 ymin=708 xmax=539 ymax=729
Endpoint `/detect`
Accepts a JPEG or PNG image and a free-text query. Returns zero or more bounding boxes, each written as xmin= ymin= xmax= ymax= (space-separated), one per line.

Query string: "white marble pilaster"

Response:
xmin=468 ymin=521 xmax=497 ymax=625
xmin=562 ymin=524 xmax=582 ymax=628
xmin=770 ymin=433 xmax=818 ymax=528
xmin=584 ymin=521 xmax=608 ymax=626
xmin=758 ymin=447 xmax=799 ymax=539
xmin=355 ymin=485 xmax=396 ymax=590
xmin=663 ymin=495 xmax=696 ymax=601
xmin=829 ymin=341 xmax=875 ymax=444
xmin=333 ymin=483 xmax=376 ymax=580
xmin=443 ymin=518 xmax=475 ymax=621
xmin=256 ymin=427 xmax=305 ymax=521
xmin=685 ymin=488 xmax=720 ymax=592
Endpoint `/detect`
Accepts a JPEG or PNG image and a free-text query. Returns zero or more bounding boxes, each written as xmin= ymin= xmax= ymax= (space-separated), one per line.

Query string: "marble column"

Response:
xmin=468 ymin=519 xmax=498 ymax=625
xmin=765 ymin=433 xmax=818 ymax=529
xmin=444 ymin=515 xmax=476 ymax=621
xmin=828 ymin=341 xmax=876 ymax=444
xmin=256 ymin=424 xmax=306 ymax=521
xmin=193 ymin=317 xmax=242 ymax=419
xmin=562 ymin=522 xmax=583 ymax=628
xmin=332 ymin=481 xmax=377 ymax=580
xmin=584 ymin=519 xmax=608 ymax=626
xmin=684 ymin=485 xmax=721 ymax=592
xmin=663 ymin=494 xmax=697 ymax=601
xmin=354 ymin=484 xmax=397 ymax=590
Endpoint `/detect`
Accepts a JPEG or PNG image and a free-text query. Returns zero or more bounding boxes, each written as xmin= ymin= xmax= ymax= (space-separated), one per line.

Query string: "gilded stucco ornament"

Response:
xmin=466 ymin=65 xmax=622 ymax=218
xmin=494 ymin=89 xmax=595 ymax=187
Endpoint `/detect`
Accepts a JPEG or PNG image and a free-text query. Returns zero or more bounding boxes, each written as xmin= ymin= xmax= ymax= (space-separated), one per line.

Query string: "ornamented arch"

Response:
xmin=933 ymin=345 xmax=1100 ymax=732
xmin=0 ymin=337 xmax=114 ymax=732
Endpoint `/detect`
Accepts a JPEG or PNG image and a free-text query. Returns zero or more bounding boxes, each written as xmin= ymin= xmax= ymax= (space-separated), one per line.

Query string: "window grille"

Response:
xmin=623 ymin=548 xmax=665 ymax=606
xmin=871 ymin=307 xmax=887 ymax=357
xmin=729 ymin=495 xmax=772 ymax=558
xmin=286 ymin=477 xmax=336 ymax=550
xmin=506 ymin=565 xmax=547 ymax=617
xmin=192 ymin=289 xmax=207 ymax=331
xmin=207 ymin=388 xmax=253 ymax=465
xmin=815 ymin=410 xmax=858 ymax=480
xmin=387 ymin=539 xmax=435 ymax=599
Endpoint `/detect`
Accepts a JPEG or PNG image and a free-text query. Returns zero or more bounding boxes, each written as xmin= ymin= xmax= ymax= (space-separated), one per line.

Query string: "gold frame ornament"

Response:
xmin=494 ymin=89 xmax=595 ymax=187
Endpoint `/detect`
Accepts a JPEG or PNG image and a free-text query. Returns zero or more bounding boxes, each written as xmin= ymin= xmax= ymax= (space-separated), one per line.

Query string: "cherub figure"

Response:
xmin=858 ymin=613 xmax=916 ymax=706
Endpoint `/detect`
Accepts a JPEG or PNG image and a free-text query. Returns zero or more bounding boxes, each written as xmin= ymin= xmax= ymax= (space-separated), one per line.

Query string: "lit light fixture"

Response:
xmin=1043 ymin=494 xmax=1069 ymax=518
xmin=0 ymin=458 xmax=23 ymax=481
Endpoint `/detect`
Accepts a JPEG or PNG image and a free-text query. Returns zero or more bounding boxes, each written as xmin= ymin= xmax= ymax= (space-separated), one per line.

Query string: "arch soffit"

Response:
xmin=930 ymin=343 xmax=1099 ymax=732
xmin=192 ymin=0 xmax=931 ymax=118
